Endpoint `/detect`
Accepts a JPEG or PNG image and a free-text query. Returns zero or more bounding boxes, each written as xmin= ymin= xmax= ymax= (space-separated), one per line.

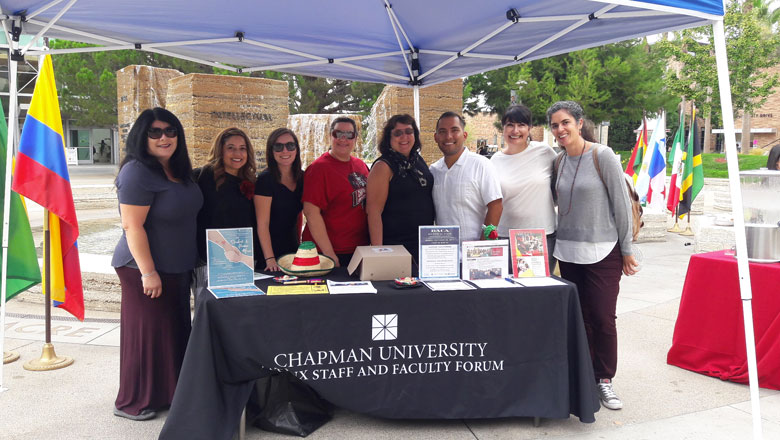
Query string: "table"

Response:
xmin=159 ymin=271 xmax=599 ymax=440
xmin=667 ymin=250 xmax=780 ymax=390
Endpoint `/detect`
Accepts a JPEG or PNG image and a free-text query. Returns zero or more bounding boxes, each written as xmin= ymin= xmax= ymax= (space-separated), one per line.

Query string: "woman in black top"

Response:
xmin=254 ymin=128 xmax=304 ymax=271
xmin=194 ymin=127 xmax=258 ymax=269
xmin=366 ymin=114 xmax=435 ymax=262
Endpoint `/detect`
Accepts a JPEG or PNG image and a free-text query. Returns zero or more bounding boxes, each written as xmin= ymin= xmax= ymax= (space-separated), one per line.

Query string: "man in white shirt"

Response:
xmin=430 ymin=112 xmax=503 ymax=242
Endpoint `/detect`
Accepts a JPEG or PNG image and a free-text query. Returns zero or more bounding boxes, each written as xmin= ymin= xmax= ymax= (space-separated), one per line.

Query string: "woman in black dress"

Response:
xmin=254 ymin=128 xmax=304 ymax=271
xmin=194 ymin=128 xmax=258 ymax=276
xmin=366 ymin=114 xmax=435 ymax=262
xmin=111 ymin=108 xmax=203 ymax=420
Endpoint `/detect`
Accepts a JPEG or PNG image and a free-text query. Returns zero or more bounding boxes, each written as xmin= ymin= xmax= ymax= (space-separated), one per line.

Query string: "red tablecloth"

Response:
xmin=667 ymin=250 xmax=780 ymax=390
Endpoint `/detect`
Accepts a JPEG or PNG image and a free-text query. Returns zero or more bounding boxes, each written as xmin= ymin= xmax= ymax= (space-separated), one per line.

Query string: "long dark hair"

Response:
xmin=265 ymin=127 xmax=303 ymax=183
xmin=767 ymin=145 xmax=780 ymax=171
xmin=119 ymin=107 xmax=192 ymax=181
xmin=378 ymin=114 xmax=422 ymax=157
xmin=207 ymin=127 xmax=257 ymax=188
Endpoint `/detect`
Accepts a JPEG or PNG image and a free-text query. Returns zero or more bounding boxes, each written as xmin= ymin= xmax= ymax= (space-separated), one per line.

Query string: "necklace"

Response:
xmin=556 ymin=142 xmax=588 ymax=216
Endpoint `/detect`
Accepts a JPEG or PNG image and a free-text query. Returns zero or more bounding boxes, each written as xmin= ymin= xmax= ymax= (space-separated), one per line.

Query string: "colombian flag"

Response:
xmin=625 ymin=116 xmax=648 ymax=185
xmin=11 ymin=55 xmax=84 ymax=321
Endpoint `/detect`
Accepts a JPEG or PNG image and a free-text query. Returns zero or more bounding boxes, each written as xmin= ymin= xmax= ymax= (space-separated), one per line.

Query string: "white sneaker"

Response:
xmin=598 ymin=379 xmax=623 ymax=410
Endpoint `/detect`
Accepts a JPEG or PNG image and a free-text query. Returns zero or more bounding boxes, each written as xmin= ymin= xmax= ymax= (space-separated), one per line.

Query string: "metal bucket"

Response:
xmin=744 ymin=223 xmax=780 ymax=263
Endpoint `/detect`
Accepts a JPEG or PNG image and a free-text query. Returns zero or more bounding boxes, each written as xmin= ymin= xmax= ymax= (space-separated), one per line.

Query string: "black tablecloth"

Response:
xmin=160 ymin=271 xmax=599 ymax=440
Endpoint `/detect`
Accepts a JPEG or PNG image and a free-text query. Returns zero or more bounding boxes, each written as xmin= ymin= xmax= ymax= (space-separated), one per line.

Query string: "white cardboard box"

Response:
xmin=347 ymin=245 xmax=411 ymax=281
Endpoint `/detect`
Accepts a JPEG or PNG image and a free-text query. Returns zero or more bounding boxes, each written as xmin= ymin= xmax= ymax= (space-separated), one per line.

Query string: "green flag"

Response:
xmin=0 ymin=103 xmax=42 ymax=300
xmin=678 ymin=107 xmax=704 ymax=218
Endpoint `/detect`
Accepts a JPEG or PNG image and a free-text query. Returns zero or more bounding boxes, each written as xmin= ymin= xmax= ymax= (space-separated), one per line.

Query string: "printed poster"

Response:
xmin=508 ymin=229 xmax=549 ymax=278
xmin=461 ymin=240 xmax=509 ymax=281
xmin=206 ymin=227 xmax=264 ymax=298
xmin=418 ymin=226 xmax=460 ymax=280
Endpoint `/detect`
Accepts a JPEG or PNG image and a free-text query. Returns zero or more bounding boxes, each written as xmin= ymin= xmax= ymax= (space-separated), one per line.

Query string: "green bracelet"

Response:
xmin=482 ymin=224 xmax=497 ymax=240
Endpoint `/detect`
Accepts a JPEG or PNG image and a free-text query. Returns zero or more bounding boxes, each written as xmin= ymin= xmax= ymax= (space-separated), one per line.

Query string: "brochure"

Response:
xmin=266 ymin=285 xmax=329 ymax=295
xmin=508 ymin=229 xmax=550 ymax=278
xmin=461 ymin=240 xmax=509 ymax=281
xmin=326 ymin=280 xmax=377 ymax=294
xmin=470 ymin=278 xmax=517 ymax=289
xmin=511 ymin=277 xmax=566 ymax=287
xmin=418 ymin=225 xmax=460 ymax=280
xmin=206 ymin=227 xmax=264 ymax=298
xmin=423 ymin=280 xmax=476 ymax=291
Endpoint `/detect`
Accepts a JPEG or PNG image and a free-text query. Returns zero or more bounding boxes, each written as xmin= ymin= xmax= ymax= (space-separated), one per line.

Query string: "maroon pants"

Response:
xmin=559 ymin=244 xmax=623 ymax=381
xmin=115 ymin=266 xmax=192 ymax=415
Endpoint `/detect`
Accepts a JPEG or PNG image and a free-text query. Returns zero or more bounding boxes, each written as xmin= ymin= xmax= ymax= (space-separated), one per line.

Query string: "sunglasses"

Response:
xmin=332 ymin=130 xmax=356 ymax=140
xmin=147 ymin=127 xmax=178 ymax=139
xmin=272 ymin=142 xmax=297 ymax=152
xmin=391 ymin=128 xmax=414 ymax=137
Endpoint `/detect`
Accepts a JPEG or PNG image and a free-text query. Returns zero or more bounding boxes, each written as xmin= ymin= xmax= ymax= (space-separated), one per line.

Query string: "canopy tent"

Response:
xmin=0 ymin=1 xmax=763 ymax=437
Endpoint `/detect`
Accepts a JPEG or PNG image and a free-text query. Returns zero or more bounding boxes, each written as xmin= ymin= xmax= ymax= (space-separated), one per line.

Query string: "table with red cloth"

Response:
xmin=667 ymin=250 xmax=780 ymax=390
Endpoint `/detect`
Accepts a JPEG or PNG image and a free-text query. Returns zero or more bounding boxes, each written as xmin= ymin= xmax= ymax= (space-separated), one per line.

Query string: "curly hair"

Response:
xmin=378 ymin=114 xmax=422 ymax=157
xmin=207 ymin=127 xmax=257 ymax=189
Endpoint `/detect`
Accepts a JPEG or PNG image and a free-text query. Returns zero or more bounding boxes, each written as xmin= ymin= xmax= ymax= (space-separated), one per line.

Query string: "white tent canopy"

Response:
xmin=0 ymin=1 xmax=764 ymax=438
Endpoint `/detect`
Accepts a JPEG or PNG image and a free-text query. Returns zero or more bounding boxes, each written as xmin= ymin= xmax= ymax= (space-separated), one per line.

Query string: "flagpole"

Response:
xmin=668 ymin=205 xmax=682 ymax=233
xmin=23 ymin=209 xmax=73 ymax=371
xmin=1 ymin=18 xmax=22 ymax=388
xmin=680 ymin=212 xmax=694 ymax=236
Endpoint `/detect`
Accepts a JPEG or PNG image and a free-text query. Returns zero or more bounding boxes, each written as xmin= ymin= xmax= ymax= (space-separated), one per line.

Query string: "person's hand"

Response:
xmin=622 ymin=255 xmax=639 ymax=276
xmin=224 ymin=246 xmax=241 ymax=262
xmin=142 ymin=271 xmax=163 ymax=298
xmin=264 ymin=257 xmax=280 ymax=272
xmin=325 ymin=252 xmax=340 ymax=267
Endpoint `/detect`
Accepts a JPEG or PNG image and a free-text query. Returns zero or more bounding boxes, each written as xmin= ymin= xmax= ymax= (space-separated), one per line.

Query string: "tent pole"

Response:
xmin=413 ymin=85 xmax=420 ymax=125
xmin=1 ymin=18 xmax=20 ymax=389
xmin=712 ymin=18 xmax=762 ymax=440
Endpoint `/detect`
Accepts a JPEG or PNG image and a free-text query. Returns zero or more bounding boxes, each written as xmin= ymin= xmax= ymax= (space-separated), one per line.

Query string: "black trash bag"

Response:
xmin=246 ymin=371 xmax=333 ymax=437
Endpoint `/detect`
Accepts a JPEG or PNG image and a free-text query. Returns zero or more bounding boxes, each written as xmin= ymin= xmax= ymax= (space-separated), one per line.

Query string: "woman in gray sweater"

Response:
xmin=547 ymin=101 xmax=639 ymax=412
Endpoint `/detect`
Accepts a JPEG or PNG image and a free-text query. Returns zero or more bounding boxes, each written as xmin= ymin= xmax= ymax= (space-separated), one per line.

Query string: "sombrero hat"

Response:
xmin=277 ymin=241 xmax=335 ymax=277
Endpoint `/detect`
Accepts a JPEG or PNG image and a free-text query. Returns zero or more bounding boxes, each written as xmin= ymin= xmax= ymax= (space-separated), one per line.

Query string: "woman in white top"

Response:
xmin=491 ymin=104 xmax=557 ymax=272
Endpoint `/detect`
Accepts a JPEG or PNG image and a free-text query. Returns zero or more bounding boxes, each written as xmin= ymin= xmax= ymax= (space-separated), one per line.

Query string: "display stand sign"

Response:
xmin=461 ymin=240 xmax=509 ymax=281
xmin=508 ymin=229 xmax=550 ymax=278
xmin=206 ymin=227 xmax=264 ymax=298
xmin=418 ymin=225 xmax=460 ymax=280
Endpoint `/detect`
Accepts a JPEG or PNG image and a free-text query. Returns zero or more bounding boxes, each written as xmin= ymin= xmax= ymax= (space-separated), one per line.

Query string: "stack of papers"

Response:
xmin=326 ymin=280 xmax=377 ymax=294
xmin=423 ymin=280 xmax=476 ymax=291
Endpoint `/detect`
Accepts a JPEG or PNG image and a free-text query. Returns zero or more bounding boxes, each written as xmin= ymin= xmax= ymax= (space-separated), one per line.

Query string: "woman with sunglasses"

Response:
xmin=111 ymin=108 xmax=202 ymax=421
xmin=366 ymin=114 xmax=434 ymax=263
xmin=254 ymin=128 xmax=304 ymax=271
xmin=193 ymin=127 xmax=258 ymax=283
xmin=547 ymin=100 xmax=639 ymax=412
xmin=491 ymin=104 xmax=557 ymax=273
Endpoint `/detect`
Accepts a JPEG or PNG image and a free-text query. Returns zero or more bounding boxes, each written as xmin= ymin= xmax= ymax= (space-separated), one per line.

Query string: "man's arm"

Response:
xmin=484 ymin=198 xmax=503 ymax=231
xmin=303 ymin=201 xmax=340 ymax=266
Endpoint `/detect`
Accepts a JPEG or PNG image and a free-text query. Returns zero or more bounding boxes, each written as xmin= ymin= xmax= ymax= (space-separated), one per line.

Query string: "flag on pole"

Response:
xmin=647 ymin=111 xmax=667 ymax=206
xmin=11 ymin=55 xmax=84 ymax=321
xmin=625 ymin=115 xmax=648 ymax=184
xmin=635 ymin=113 xmax=665 ymax=203
xmin=667 ymin=107 xmax=687 ymax=213
xmin=678 ymin=110 xmax=704 ymax=219
xmin=1 ymin=102 xmax=42 ymax=300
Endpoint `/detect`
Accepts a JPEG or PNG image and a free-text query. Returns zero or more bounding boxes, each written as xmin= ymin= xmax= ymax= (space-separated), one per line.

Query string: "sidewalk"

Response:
xmin=2 ymin=165 xmax=779 ymax=439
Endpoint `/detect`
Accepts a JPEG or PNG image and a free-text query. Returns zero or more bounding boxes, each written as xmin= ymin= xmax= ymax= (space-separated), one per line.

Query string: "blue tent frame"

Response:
xmin=0 ymin=1 xmax=764 ymax=438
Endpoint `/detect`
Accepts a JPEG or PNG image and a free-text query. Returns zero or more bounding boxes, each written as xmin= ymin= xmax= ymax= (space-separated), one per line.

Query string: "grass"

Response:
xmin=616 ymin=151 xmax=768 ymax=178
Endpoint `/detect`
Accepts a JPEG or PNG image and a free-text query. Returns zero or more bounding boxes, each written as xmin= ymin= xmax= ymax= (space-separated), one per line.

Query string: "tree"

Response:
xmin=656 ymin=2 xmax=780 ymax=150
xmin=49 ymin=40 xmax=385 ymax=127
xmin=464 ymin=40 xmax=675 ymax=149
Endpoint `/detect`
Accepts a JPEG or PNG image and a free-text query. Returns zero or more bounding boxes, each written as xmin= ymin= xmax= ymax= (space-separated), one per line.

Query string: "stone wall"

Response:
xmin=116 ymin=65 xmax=183 ymax=163
xmin=287 ymin=114 xmax=363 ymax=168
xmin=165 ymin=74 xmax=289 ymax=169
xmin=464 ymin=113 xmax=500 ymax=150
xmin=370 ymin=79 xmax=463 ymax=166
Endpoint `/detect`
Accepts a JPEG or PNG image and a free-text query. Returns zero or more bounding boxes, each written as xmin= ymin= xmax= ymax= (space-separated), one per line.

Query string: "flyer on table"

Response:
xmin=206 ymin=227 xmax=263 ymax=298
xmin=508 ymin=229 xmax=549 ymax=278
xmin=418 ymin=225 xmax=460 ymax=280
xmin=461 ymin=240 xmax=509 ymax=281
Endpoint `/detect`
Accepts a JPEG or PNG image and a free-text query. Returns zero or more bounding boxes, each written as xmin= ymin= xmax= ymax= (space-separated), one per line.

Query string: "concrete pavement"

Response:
xmin=2 ymin=165 xmax=778 ymax=439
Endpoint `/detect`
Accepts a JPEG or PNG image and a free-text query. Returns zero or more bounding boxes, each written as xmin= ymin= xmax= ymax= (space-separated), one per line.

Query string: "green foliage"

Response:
xmin=615 ymin=151 xmax=767 ymax=177
xmin=49 ymin=40 xmax=385 ymax=127
xmin=655 ymin=2 xmax=780 ymax=118
xmin=464 ymin=40 xmax=676 ymax=128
